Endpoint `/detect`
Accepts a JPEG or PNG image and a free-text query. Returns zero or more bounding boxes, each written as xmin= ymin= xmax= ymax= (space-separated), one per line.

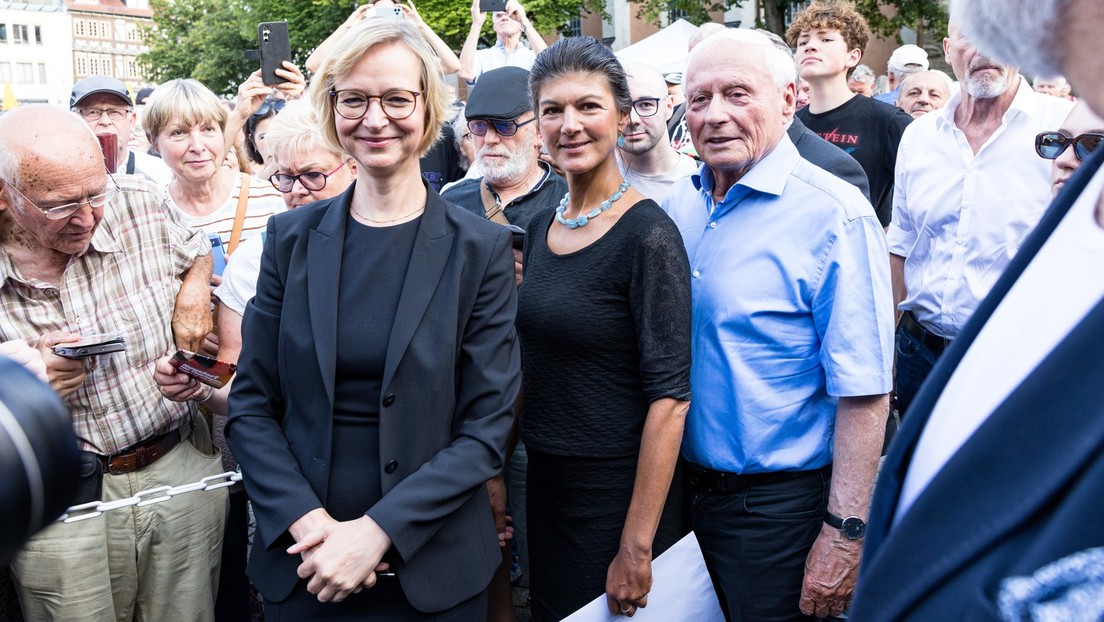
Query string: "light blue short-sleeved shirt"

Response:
xmin=662 ymin=135 xmax=894 ymax=474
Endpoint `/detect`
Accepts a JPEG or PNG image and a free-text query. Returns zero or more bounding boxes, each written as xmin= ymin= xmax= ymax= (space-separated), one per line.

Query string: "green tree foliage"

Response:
xmin=140 ymin=0 xmax=604 ymax=97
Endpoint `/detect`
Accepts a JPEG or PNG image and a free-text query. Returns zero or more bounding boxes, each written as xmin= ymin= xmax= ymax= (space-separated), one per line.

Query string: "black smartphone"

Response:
xmin=480 ymin=0 xmax=507 ymax=13
xmin=53 ymin=334 xmax=126 ymax=359
xmin=255 ymin=21 xmax=291 ymax=86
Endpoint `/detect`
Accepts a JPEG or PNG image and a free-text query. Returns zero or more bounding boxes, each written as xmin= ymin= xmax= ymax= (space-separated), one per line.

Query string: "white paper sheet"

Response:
xmin=562 ymin=532 xmax=725 ymax=622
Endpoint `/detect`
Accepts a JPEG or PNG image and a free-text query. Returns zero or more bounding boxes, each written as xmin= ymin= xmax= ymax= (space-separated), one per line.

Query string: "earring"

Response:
xmin=617 ymin=134 xmax=626 ymax=148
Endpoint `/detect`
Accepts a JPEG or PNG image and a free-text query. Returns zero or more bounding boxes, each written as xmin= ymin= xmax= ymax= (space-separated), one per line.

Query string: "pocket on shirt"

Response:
xmin=107 ymin=279 xmax=176 ymax=369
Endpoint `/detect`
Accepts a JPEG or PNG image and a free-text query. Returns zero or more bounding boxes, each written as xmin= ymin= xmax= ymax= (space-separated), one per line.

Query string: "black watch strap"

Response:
xmin=825 ymin=512 xmax=866 ymax=540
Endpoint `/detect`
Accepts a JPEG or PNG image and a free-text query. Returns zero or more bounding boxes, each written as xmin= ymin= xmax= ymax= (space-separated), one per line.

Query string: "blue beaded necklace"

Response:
xmin=555 ymin=179 xmax=631 ymax=229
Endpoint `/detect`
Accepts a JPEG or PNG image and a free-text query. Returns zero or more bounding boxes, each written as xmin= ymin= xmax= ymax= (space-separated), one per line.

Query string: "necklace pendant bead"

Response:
xmin=554 ymin=179 xmax=632 ymax=229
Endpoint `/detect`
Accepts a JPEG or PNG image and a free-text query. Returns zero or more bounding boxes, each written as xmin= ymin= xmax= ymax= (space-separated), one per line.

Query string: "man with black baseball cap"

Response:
xmin=443 ymin=66 xmax=565 ymax=232
xmin=70 ymin=76 xmax=171 ymax=186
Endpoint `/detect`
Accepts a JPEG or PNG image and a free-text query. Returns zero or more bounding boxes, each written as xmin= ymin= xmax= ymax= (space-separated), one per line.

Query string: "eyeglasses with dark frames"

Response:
xmin=269 ymin=161 xmax=348 ymax=193
xmin=76 ymin=107 xmax=132 ymax=122
xmin=630 ymin=97 xmax=662 ymax=117
xmin=1035 ymin=131 xmax=1104 ymax=161
xmin=330 ymin=89 xmax=421 ymax=121
xmin=467 ymin=116 xmax=536 ymax=137
xmin=0 ymin=174 xmax=120 ymax=220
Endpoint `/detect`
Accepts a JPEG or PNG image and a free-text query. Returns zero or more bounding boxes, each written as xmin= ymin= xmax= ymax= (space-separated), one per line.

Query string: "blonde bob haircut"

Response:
xmin=264 ymin=100 xmax=347 ymax=167
xmin=143 ymin=78 xmax=229 ymax=146
xmin=310 ymin=19 xmax=450 ymax=159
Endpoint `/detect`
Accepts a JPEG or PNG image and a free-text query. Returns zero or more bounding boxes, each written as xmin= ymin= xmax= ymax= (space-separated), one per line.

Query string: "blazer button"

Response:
xmin=385 ymin=460 xmax=399 ymax=474
xmin=382 ymin=393 xmax=396 ymax=407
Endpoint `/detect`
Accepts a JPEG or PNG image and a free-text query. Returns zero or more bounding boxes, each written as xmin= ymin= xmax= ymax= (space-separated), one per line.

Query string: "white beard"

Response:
xmin=951 ymin=0 xmax=1070 ymax=77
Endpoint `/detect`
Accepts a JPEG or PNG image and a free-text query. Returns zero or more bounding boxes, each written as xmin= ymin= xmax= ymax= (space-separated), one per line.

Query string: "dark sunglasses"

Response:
xmin=467 ymin=116 xmax=536 ymax=137
xmin=1035 ymin=131 xmax=1104 ymax=161
xmin=253 ymin=98 xmax=287 ymax=118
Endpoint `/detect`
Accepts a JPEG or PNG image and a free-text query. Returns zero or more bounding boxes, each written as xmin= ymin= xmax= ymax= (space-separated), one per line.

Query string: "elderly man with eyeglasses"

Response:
xmin=0 ymin=104 xmax=226 ymax=621
xmin=70 ymin=75 xmax=172 ymax=186
xmin=618 ymin=63 xmax=701 ymax=202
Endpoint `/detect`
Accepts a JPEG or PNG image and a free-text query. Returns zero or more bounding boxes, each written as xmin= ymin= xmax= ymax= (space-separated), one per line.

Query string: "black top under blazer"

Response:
xmin=226 ymin=183 xmax=521 ymax=612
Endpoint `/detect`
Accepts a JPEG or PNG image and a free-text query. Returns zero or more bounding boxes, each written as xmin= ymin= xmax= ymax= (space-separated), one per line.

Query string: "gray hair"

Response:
xmin=450 ymin=106 xmax=471 ymax=170
xmin=689 ymin=28 xmax=797 ymax=88
xmin=264 ymin=100 xmax=347 ymax=167
xmin=850 ymin=64 xmax=876 ymax=85
xmin=529 ymin=37 xmax=632 ymax=116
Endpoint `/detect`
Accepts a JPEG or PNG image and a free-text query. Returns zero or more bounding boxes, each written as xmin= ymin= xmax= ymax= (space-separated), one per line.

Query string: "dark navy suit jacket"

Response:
xmin=226 ymin=184 xmax=521 ymax=612
xmin=788 ymin=116 xmax=871 ymax=202
xmin=850 ymin=148 xmax=1104 ymax=620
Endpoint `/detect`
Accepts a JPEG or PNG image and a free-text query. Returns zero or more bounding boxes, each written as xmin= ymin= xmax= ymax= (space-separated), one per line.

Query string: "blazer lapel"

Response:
xmin=861 ymin=299 xmax=1104 ymax=620
xmin=858 ymin=148 xmax=1104 ymax=615
xmin=867 ymin=146 xmax=1104 ymax=553
xmin=307 ymin=191 xmax=352 ymax=408
xmin=381 ymin=189 xmax=453 ymax=392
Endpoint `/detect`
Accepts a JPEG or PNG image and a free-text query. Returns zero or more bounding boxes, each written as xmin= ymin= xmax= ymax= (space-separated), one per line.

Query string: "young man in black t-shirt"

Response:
xmin=787 ymin=1 xmax=913 ymax=227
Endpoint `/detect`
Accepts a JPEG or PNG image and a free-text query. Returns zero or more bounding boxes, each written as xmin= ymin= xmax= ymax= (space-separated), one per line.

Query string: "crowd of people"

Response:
xmin=2 ymin=0 xmax=1103 ymax=620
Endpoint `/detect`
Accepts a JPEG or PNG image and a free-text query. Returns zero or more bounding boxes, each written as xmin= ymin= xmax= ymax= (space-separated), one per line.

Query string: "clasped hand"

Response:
xmin=287 ymin=513 xmax=393 ymax=603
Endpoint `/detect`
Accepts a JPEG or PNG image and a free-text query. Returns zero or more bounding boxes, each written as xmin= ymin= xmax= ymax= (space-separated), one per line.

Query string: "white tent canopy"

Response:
xmin=614 ymin=19 xmax=699 ymax=76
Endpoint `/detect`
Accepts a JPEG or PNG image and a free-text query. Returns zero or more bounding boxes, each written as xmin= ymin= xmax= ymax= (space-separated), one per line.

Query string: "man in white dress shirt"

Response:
xmin=851 ymin=0 xmax=1104 ymax=619
xmin=888 ymin=21 xmax=1071 ymax=417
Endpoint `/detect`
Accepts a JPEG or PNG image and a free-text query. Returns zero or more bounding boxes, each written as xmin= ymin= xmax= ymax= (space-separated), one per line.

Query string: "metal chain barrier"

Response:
xmin=58 ymin=470 xmax=241 ymax=523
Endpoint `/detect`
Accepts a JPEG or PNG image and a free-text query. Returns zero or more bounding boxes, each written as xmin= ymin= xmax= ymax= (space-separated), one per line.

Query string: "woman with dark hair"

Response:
xmin=517 ymin=36 xmax=692 ymax=620
xmin=244 ymin=95 xmax=284 ymax=172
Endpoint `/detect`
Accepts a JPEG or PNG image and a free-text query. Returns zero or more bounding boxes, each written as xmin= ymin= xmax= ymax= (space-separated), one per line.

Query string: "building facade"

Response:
xmin=65 ymin=0 xmax=152 ymax=100
xmin=0 ymin=0 xmax=72 ymax=106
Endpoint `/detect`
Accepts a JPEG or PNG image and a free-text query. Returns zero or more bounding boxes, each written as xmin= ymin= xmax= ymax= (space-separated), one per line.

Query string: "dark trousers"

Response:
xmin=216 ymin=491 xmax=251 ymax=622
xmin=690 ymin=467 xmax=830 ymax=622
xmin=894 ymin=319 xmax=945 ymax=418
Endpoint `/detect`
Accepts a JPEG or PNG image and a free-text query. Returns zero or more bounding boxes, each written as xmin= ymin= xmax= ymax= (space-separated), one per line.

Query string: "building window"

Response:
xmin=76 ymin=55 xmax=87 ymax=76
xmin=0 ymin=63 xmax=11 ymax=83
xmin=785 ymin=1 xmax=812 ymax=28
xmin=37 ymin=63 xmax=46 ymax=83
xmin=127 ymin=58 xmax=137 ymax=78
xmin=34 ymin=25 xmax=42 ymax=44
xmin=13 ymin=24 xmax=29 ymax=45
xmin=0 ymin=24 xmax=7 ymax=43
xmin=563 ymin=14 xmax=582 ymax=37
xmin=16 ymin=62 xmax=33 ymax=83
xmin=75 ymin=20 xmax=84 ymax=36
xmin=668 ymin=8 xmax=689 ymax=23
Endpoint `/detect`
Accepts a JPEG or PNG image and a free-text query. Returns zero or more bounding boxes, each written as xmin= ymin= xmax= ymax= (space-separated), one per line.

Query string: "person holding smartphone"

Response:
xmin=305 ymin=0 xmax=461 ymax=76
xmin=225 ymin=19 xmax=519 ymax=619
xmin=459 ymin=0 xmax=547 ymax=85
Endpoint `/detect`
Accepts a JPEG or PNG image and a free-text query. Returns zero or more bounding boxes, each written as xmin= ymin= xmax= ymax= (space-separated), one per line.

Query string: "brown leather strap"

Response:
xmin=99 ymin=429 xmax=182 ymax=475
xmin=227 ymin=173 xmax=250 ymax=256
xmin=480 ymin=182 xmax=510 ymax=225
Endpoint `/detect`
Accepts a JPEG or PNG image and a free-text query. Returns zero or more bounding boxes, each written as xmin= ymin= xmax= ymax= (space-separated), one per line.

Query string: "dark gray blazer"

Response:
xmin=788 ymin=116 xmax=871 ymax=202
xmin=226 ymin=184 xmax=521 ymax=612
xmin=850 ymin=147 xmax=1104 ymax=620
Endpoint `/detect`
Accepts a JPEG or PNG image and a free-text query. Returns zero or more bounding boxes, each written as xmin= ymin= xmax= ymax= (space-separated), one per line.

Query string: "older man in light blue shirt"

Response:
xmin=662 ymin=28 xmax=894 ymax=622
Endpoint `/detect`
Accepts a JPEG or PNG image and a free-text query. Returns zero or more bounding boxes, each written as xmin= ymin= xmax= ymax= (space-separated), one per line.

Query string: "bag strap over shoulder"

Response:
xmin=227 ymin=173 xmax=250 ymax=256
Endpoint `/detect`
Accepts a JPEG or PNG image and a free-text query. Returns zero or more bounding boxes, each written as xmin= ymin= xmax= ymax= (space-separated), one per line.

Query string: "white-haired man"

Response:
xmin=874 ymin=44 xmax=930 ymax=103
xmin=852 ymin=0 xmax=1104 ymax=619
xmin=889 ymin=22 xmax=1072 ymax=419
xmin=663 ymin=28 xmax=893 ymax=622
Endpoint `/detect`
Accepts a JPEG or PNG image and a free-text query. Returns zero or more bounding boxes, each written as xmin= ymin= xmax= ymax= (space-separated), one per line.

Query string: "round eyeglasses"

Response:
xmin=467 ymin=116 xmax=536 ymax=137
xmin=630 ymin=97 xmax=662 ymax=117
xmin=0 ymin=175 xmax=120 ymax=220
xmin=1035 ymin=131 xmax=1104 ymax=161
xmin=269 ymin=161 xmax=348 ymax=193
xmin=330 ymin=89 xmax=421 ymax=121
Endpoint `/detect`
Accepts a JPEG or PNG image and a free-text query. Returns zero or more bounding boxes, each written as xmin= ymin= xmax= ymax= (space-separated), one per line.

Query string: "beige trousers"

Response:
xmin=11 ymin=414 xmax=228 ymax=622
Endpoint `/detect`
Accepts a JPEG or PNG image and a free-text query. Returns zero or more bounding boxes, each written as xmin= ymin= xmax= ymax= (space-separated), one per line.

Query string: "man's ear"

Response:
xmin=664 ymin=94 xmax=675 ymax=122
